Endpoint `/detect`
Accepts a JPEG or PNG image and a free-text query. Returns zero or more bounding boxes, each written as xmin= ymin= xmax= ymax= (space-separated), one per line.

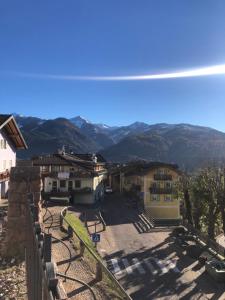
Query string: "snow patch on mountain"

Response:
xmin=70 ymin=116 xmax=90 ymax=128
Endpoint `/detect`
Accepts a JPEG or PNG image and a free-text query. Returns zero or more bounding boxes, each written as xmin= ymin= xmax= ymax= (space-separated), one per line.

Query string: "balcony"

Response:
xmin=154 ymin=174 xmax=172 ymax=181
xmin=43 ymin=187 xmax=93 ymax=197
xmin=41 ymin=171 xmax=91 ymax=179
xmin=0 ymin=170 xmax=10 ymax=182
xmin=149 ymin=187 xmax=173 ymax=194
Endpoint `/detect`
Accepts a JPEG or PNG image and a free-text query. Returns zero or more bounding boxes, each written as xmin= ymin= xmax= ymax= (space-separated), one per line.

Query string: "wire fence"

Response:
xmin=60 ymin=207 xmax=132 ymax=300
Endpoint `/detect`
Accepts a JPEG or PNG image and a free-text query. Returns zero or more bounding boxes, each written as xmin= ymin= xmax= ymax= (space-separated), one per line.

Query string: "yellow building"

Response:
xmin=120 ymin=162 xmax=181 ymax=225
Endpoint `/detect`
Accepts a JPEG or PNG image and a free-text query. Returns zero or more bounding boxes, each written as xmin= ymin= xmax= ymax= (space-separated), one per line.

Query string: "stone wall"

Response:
xmin=4 ymin=166 xmax=41 ymax=257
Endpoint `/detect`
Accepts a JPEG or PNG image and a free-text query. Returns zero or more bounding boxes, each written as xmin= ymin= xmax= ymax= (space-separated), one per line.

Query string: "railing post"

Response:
xmin=46 ymin=262 xmax=58 ymax=292
xmin=68 ymin=225 xmax=73 ymax=238
xmin=80 ymin=240 xmax=85 ymax=257
xmin=103 ymin=222 xmax=106 ymax=231
xmin=60 ymin=208 xmax=67 ymax=231
xmin=60 ymin=214 xmax=63 ymax=230
xmin=43 ymin=234 xmax=52 ymax=263
xmin=95 ymin=261 xmax=103 ymax=281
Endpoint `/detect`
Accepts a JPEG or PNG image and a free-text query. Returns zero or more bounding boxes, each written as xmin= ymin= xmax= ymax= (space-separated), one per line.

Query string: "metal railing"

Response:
xmin=26 ymin=194 xmax=64 ymax=300
xmin=60 ymin=207 xmax=132 ymax=300
xmin=149 ymin=187 xmax=173 ymax=194
xmin=182 ymin=220 xmax=225 ymax=258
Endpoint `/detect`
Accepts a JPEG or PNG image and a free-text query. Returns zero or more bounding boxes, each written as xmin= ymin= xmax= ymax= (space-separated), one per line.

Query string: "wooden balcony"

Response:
xmin=41 ymin=171 xmax=92 ymax=179
xmin=0 ymin=170 xmax=10 ymax=182
xmin=154 ymin=174 xmax=172 ymax=180
xmin=43 ymin=187 xmax=93 ymax=198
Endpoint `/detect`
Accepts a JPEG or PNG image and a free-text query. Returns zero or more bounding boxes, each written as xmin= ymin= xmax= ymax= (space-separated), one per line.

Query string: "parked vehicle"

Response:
xmin=105 ymin=186 xmax=113 ymax=194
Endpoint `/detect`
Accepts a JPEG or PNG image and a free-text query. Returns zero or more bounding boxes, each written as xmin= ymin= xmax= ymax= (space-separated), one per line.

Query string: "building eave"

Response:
xmin=0 ymin=115 xmax=28 ymax=149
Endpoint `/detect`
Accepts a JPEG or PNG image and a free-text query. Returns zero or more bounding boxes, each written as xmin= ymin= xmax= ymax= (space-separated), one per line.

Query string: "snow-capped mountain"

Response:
xmin=70 ymin=116 xmax=90 ymax=128
xmin=13 ymin=113 xmax=225 ymax=170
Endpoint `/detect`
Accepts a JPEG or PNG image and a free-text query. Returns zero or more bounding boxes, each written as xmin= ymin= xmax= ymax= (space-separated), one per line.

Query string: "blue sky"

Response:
xmin=1 ymin=1 xmax=225 ymax=130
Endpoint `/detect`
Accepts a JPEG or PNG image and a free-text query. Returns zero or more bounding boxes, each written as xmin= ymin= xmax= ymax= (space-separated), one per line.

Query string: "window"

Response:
xmin=164 ymin=195 xmax=172 ymax=202
xmin=151 ymin=182 xmax=160 ymax=188
xmin=0 ymin=139 xmax=6 ymax=149
xmin=75 ymin=180 xmax=81 ymax=188
xmin=52 ymin=165 xmax=60 ymax=172
xmin=68 ymin=180 xmax=73 ymax=191
xmin=60 ymin=180 xmax=66 ymax=188
xmin=151 ymin=194 xmax=160 ymax=201
xmin=165 ymin=182 xmax=172 ymax=188
xmin=125 ymin=178 xmax=131 ymax=184
xmin=157 ymin=168 xmax=164 ymax=175
xmin=52 ymin=181 xmax=57 ymax=191
xmin=9 ymin=160 xmax=12 ymax=168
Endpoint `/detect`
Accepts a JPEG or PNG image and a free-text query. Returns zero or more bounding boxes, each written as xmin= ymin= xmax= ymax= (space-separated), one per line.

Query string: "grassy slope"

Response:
xmin=64 ymin=212 xmax=98 ymax=254
xmin=64 ymin=212 xmax=126 ymax=300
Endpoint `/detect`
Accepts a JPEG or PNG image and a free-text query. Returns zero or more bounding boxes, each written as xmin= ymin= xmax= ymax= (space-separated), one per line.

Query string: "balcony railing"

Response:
xmin=41 ymin=171 xmax=91 ymax=179
xmin=43 ymin=187 xmax=93 ymax=197
xmin=0 ymin=170 xmax=10 ymax=182
xmin=149 ymin=187 xmax=173 ymax=194
xmin=154 ymin=174 xmax=172 ymax=180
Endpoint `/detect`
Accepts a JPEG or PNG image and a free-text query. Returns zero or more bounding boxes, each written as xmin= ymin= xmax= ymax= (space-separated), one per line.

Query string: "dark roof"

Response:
xmin=0 ymin=114 xmax=27 ymax=149
xmin=32 ymin=154 xmax=69 ymax=166
xmin=32 ymin=153 xmax=107 ymax=175
xmin=119 ymin=161 xmax=180 ymax=176
xmin=70 ymin=153 xmax=106 ymax=163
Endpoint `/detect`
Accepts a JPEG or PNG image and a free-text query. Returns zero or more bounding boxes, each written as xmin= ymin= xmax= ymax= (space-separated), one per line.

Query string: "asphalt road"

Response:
xmin=97 ymin=194 xmax=225 ymax=300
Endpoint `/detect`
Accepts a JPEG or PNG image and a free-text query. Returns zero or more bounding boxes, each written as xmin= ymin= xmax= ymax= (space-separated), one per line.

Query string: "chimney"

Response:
xmin=92 ymin=153 xmax=97 ymax=163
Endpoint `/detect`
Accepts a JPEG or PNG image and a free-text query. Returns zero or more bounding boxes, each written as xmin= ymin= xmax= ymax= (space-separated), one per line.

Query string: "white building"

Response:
xmin=0 ymin=114 xmax=27 ymax=198
xmin=32 ymin=152 xmax=107 ymax=205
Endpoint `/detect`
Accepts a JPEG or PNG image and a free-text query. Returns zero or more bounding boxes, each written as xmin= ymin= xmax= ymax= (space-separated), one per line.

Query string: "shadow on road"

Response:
xmin=106 ymin=236 xmax=225 ymax=300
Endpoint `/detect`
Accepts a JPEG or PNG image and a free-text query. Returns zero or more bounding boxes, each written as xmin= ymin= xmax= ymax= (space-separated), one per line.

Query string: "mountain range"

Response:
xmin=15 ymin=114 xmax=225 ymax=170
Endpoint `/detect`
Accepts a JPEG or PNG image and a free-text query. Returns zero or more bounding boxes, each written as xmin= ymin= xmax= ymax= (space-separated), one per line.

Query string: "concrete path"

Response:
xmin=96 ymin=194 xmax=225 ymax=300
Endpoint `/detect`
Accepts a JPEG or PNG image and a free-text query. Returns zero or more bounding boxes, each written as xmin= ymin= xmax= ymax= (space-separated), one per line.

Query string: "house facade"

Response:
xmin=115 ymin=162 xmax=181 ymax=224
xmin=32 ymin=152 xmax=107 ymax=205
xmin=0 ymin=114 xmax=27 ymax=198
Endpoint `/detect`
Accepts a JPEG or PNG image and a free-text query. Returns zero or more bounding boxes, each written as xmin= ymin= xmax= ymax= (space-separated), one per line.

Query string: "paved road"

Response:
xmin=97 ymin=194 xmax=225 ymax=300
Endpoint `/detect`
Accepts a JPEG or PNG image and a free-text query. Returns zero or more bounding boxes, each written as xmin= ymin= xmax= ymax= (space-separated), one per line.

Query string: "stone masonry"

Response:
xmin=4 ymin=166 xmax=41 ymax=257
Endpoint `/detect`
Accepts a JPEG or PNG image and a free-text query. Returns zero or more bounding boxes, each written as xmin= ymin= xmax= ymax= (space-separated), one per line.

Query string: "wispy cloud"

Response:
xmin=6 ymin=64 xmax=225 ymax=81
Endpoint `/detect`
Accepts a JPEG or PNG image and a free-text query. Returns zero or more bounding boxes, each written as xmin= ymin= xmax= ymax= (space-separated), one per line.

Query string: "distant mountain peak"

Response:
xmin=129 ymin=121 xmax=149 ymax=129
xmin=70 ymin=115 xmax=91 ymax=128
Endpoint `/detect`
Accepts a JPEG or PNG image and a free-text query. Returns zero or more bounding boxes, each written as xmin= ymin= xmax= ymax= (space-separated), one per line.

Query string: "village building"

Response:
xmin=109 ymin=161 xmax=181 ymax=225
xmin=32 ymin=152 xmax=107 ymax=205
xmin=0 ymin=114 xmax=27 ymax=198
